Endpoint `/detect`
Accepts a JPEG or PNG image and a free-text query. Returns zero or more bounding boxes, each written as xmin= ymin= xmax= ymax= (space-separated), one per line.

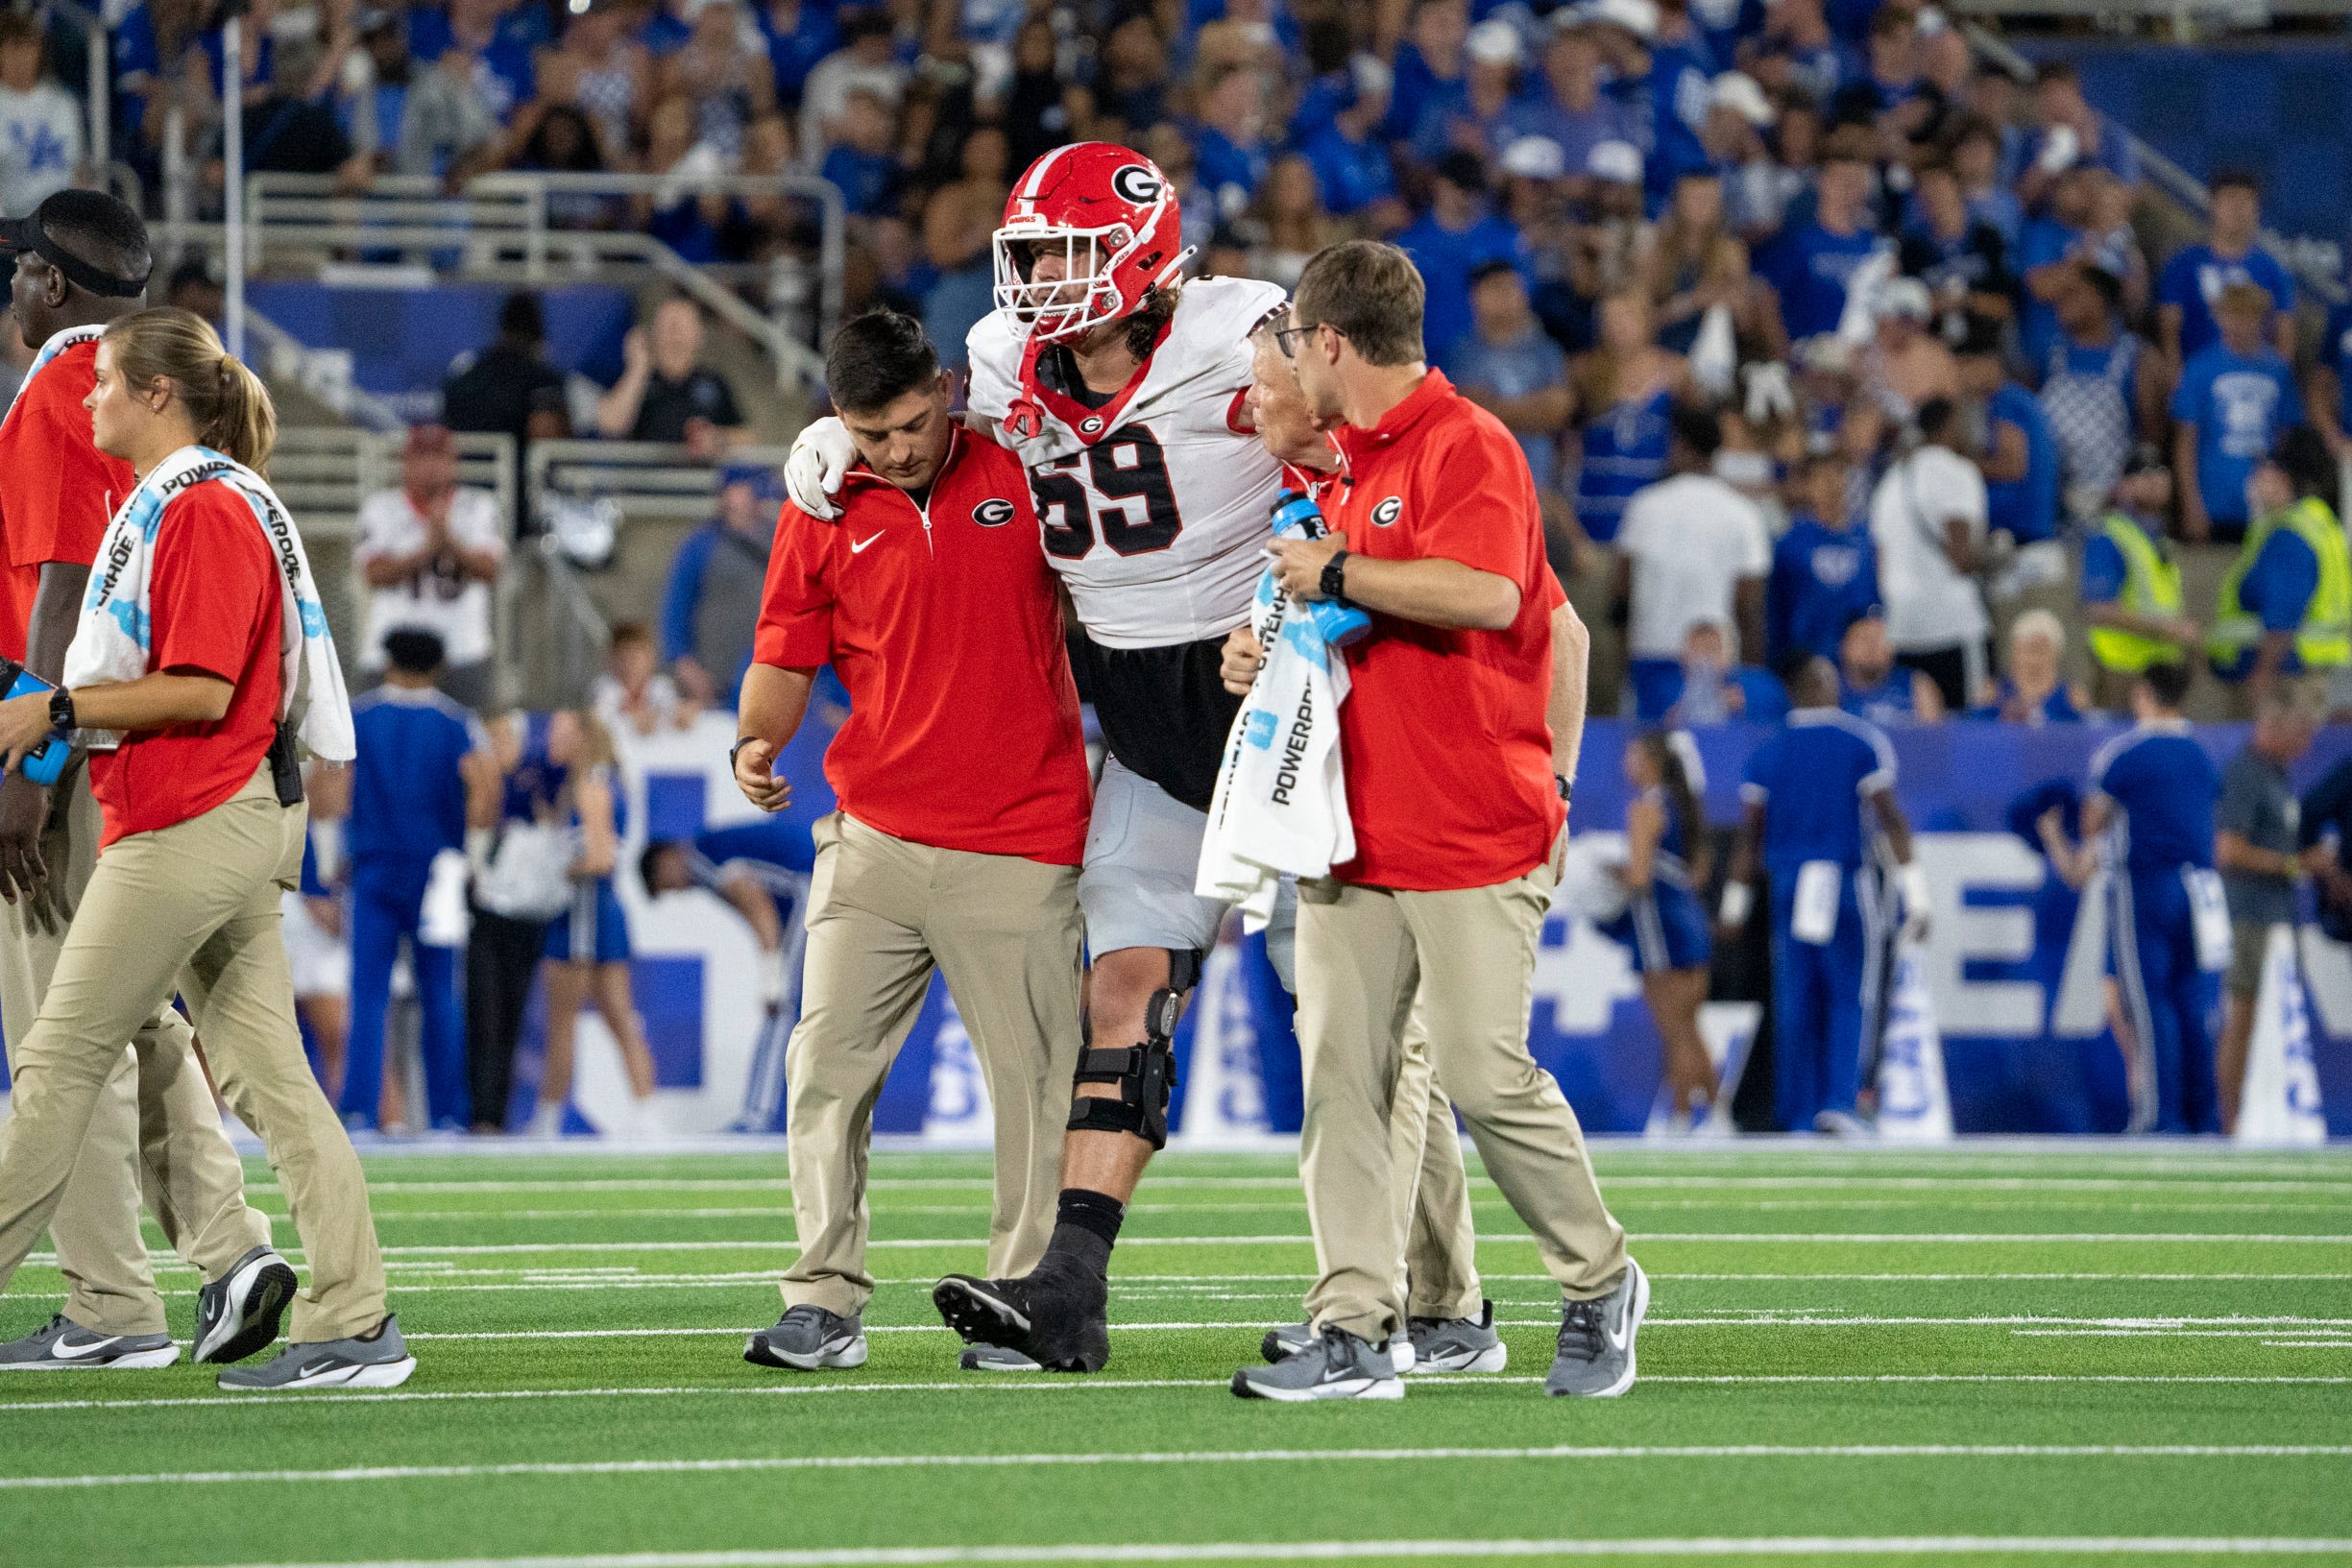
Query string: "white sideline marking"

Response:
xmin=11 ymin=1443 xmax=2352 ymax=1491
xmin=217 ymin=1535 xmax=2352 ymax=1566
xmin=5 ymin=1373 xmax=2348 ymax=1415
xmin=388 ymin=1315 xmax=2352 ymax=1343
xmin=352 ymin=1199 xmax=2352 ymax=1222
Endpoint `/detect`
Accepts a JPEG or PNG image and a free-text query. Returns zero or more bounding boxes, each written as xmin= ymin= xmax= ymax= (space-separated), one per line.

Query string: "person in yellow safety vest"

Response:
xmin=2080 ymin=451 xmax=2202 ymax=712
xmin=2208 ymin=426 xmax=2352 ymax=713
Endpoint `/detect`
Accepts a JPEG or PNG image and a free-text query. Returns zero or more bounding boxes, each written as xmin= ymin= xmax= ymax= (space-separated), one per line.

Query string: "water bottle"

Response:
xmin=1267 ymin=490 xmax=1370 ymax=647
xmin=0 ymin=662 xmax=69 ymax=786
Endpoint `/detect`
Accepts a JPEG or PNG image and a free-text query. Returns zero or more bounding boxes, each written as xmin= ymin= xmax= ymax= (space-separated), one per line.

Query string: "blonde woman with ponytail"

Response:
xmin=0 ymin=308 xmax=416 ymax=1390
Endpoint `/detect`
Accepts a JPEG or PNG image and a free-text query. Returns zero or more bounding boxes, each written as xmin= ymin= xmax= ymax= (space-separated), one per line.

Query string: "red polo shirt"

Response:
xmin=0 ymin=338 xmax=134 ymax=662
xmin=88 ymin=484 xmax=284 ymax=847
xmin=1326 ymin=370 xmax=1564 ymax=892
xmin=754 ymin=426 xmax=1091 ymax=864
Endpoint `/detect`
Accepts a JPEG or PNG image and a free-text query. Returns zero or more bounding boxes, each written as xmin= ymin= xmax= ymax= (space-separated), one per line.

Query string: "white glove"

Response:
xmin=1899 ymin=861 xmax=1932 ymax=943
xmin=784 ymin=417 xmax=855 ymax=520
xmin=1718 ymin=880 xmax=1753 ymax=929
xmin=759 ymin=956 xmax=787 ymax=1012
xmin=1742 ymin=360 xmax=1795 ymax=425
xmin=465 ymin=826 xmax=495 ymax=885
xmin=2037 ymin=123 xmax=2080 ymax=175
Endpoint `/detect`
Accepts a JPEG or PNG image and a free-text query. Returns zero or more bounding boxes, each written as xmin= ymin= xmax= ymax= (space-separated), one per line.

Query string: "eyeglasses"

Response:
xmin=1273 ymin=322 xmax=1340 ymax=360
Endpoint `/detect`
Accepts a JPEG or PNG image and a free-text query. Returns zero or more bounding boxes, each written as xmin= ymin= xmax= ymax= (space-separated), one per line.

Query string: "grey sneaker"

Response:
xmin=1261 ymin=1318 xmax=1417 ymax=1372
xmin=216 ymin=1314 xmax=416 ymax=1391
xmin=958 ymin=1342 xmax=1041 ymax=1371
xmin=1406 ymin=1299 xmax=1507 ymax=1374
xmin=0 ymin=1314 xmax=179 ymax=1370
xmin=1545 ymin=1259 xmax=1649 ymax=1398
xmin=744 ymin=1304 xmax=867 ymax=1371
xmin=1231 ymin=1325 xmax=1403 ymax=1402
xmin=194 ymin=1245 xmax=300 ymax=1364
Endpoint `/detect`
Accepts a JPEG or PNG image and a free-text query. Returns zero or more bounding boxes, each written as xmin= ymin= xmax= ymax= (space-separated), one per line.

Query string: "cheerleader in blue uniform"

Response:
xmin=1600 ymin=731 xmax=1718 ymax=1127
xmin=527 ymin=713 xmax=660 ymax=1138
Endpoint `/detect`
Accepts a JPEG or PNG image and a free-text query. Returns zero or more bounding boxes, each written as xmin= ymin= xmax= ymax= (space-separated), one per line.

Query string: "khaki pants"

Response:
xmin=0 ymin=759 xmax=268 ymax=1335
xmin=0 ymin=767 xmax=388 ymax=1341
xmin=1297 ymin=848 xmax=1627 ymax=1340
xmin=780 ymin=812 xmax=1084 ymax=1316
xmin=1393 ymin=1060 xmax=1482 ymax=1322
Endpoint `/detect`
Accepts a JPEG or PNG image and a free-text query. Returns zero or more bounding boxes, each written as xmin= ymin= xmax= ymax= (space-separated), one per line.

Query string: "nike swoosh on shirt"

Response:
xmin=850 ymin=533 xmax=885 ymax=554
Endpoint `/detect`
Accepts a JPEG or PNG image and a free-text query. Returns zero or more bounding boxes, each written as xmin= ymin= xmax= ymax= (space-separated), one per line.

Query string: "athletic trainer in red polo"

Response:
xmin=732 ymin=309 xmax=1090 ymax=1376
xmin=1223 ymin=241 xmax=1646 ymax=1403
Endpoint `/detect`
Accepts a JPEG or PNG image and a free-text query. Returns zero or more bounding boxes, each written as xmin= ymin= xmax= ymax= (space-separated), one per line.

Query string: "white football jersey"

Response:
xmin=968 ymin=276 xmax=1289 ymax=649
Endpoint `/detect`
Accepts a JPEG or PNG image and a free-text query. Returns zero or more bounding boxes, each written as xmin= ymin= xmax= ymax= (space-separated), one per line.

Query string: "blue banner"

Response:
xmin=575 ymin=715 xmax=2352 ymax=1140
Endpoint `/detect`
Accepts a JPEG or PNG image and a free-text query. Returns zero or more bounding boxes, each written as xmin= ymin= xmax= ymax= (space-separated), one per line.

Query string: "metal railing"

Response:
xmin=238 ymin=171 xmax=837 ymax=389
xmin=1964 ymin=21 xmax=2348 ymax=309
xmin=522 ymin=438 xmax=793 ymax=527
xmin=49 ymin=0 xmax=108 ymax=184
xmin=269 ymin=427 xmax=518 ymax=537
xmin=1950 ymin=0 xmax=2352 ymax=15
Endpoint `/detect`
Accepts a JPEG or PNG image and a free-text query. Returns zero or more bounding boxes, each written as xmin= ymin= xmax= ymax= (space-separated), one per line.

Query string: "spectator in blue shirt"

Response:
xmin=1768 ymin=451 xmax=1879 ymax=667
xmin=1298 ymin=55 xmax=1404 ymax=227
xmin=819 ymin=87 xmax=902 ymax=217
xmin=1948 ymin=113 xmax=2025 ymax=252
xmin=2313 ymin=296 xmax=2352 ymax=467
xmin=1659 ymin=619 xmax=1791 ymax=726
xmin=1756 ymin=128 xmax=1884 ymax=343
xmin=1445 ymin=260 xmax=1572 ymax=492
xmin=1410 ymin=17 xmax=1527 ymax=165
xmin=406 ymin=0 xmax=541 ymax=120
xmin=2016 ymin=164 xmax=2099 ymax=370
xmin=2157 ymin=172 xmax=2297 ymax=367
xmin=1194 ymin=63 xmax=1273 ymax=222
xmin=760 ymin=0 xmax=839 ymax=103
xmin=2171 ymin=282 xmax=2302 ymax=544
xmin=1956 ymin=337 xmax=2061 ymax=549
xmin=1756 ymin=0 xmax=1851 ymax=106
xmin=663 ymin=461 xmax=782 ymax=709
xmin=2017 ymin=60 xmax=2139 ymax=212
xmin=1517 ymin=21 xmax=1627 ymax=181
xmin=1397 ymin=151 xmax=1528 ymax=372
xmin=1838 ymin=610 xmax=1946 ymax=726
xmin=1384 ymin=0 xmax=1469 ymax=145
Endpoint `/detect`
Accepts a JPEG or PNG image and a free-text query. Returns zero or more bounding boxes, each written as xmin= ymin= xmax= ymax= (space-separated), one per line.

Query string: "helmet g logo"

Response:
xmin=1111 ymin=164 xmax=1164 ymax=205
xmin=973 ymin=498 xmax=1016 ymax=527
xmin=1372 ymin=495 xmax=1403 ymax=527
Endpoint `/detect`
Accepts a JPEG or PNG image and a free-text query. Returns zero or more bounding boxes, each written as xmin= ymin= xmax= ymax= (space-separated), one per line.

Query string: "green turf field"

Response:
xmin=5 ymin=1143 xmax=2351 ymax=1568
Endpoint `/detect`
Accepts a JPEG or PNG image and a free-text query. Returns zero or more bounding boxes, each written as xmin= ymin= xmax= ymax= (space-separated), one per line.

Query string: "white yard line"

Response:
xmin=11 ymin=1444 xmax=2352 ymax=1492
xmin=384 ymin=1315 xmax=2352 ymax=1343
xmin=344 ymin=1199 xmax=2352 ymax=1222
xmin=214 ymin=1535 xmax=2352 ymax=1567
xmin=4 ymin=1373 xmax=2348 ymax=1416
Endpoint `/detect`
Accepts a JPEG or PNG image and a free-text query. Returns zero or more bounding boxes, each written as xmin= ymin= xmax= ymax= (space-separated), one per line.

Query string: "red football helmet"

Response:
xmin=993 ymin=143 xmax=1192 ymax=343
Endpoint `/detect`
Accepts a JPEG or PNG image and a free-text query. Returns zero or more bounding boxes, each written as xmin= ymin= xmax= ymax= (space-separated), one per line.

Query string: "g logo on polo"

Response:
xmin=1371 ymin=495 xmax=1403 ymax=527
xmin=972 ymin=497 xmax=1016 ymax=527
xmin=1111 ymin=164 xmax=1163 ymax=205
xmin=1079 ymin=415 xmax=1105 ymax=435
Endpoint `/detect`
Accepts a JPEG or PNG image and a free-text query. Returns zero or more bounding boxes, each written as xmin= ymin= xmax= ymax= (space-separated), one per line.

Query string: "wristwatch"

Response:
xmin=1319 ymin=547 xmax=1350 ymax=603
xmin=46 ymin=688 xmax=74 ymax=734
xmin=1555 ymin=772 xmax=1573 ymax=808
xmin=728 ymin=735 xmax=759 ymax=767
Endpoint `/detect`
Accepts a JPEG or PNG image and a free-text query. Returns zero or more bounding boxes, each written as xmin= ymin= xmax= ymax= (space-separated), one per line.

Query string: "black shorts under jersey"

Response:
xmin=1070 ymin=631 xmax=1245 ymax=814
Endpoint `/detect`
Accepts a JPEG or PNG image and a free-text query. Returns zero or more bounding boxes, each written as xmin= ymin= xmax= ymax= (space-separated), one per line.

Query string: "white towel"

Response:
xmin=1196 ymin=563 xmax=1361 ymax=928
xmin=65 ymin=443 xmax=355 ymax=763
xmin=1 ymin=323 xmax=104 ymax=429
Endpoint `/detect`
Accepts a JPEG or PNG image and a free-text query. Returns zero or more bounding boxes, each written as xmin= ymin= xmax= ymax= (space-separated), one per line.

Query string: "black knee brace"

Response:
xmin=1066 ymin=951 xmax=1201 ymax=1150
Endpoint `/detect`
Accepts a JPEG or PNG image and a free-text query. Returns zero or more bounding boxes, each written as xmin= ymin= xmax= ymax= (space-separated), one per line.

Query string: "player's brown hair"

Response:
xmin=1293 ymin=240 xmax=1425 ymax=368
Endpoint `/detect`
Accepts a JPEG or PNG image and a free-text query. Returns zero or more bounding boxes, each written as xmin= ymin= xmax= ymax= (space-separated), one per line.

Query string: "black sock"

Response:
xmin=1042 ymin=1187 xmax=1124 ymax=1277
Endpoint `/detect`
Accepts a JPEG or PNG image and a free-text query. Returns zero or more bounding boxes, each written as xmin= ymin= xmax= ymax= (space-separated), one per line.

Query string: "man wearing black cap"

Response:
xmin=0 ymin=189 xmax=289 ymax=1371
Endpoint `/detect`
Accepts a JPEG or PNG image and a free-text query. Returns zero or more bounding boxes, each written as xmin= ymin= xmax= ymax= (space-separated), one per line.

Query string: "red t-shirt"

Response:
xmin=754 ymin=426 xmax=1091 ymax=864
xmin=88 ymin=484 xmax=283 ymax=847
xmin=1325 ymin=370 xmax=1564 ymax=892
xmin=0 ymin=338 xmax=135 ymax=662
